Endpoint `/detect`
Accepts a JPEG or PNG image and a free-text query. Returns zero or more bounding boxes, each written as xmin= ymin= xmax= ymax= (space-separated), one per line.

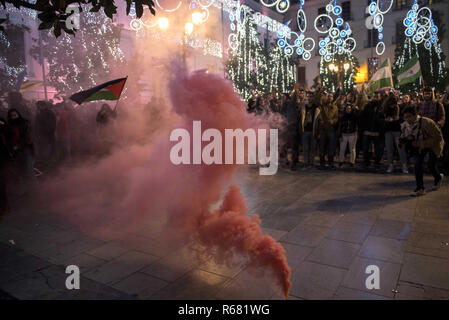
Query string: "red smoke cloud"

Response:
xmin=34 ymin=68 xmax=291 ymax=298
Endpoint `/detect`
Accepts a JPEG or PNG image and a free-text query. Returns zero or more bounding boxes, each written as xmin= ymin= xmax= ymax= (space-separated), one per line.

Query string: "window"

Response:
xmin=342 ymin=1 xmax=351 ymax=21
xmin=367 ymin=29 xmax=379 ymax=48
xmin=396 ymin=0 xmax=408 ymax=10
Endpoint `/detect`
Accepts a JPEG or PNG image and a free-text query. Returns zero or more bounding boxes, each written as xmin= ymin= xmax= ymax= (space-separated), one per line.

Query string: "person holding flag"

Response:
xmin=368 ymin=59 xmax=394 ymax=95
xmin=69 ymin=77 xmax=127 ymax=156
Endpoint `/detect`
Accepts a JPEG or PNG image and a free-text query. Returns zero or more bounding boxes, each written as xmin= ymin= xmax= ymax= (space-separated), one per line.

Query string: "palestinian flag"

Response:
xmin=398 ymin=56 xmax=422 ymax=87
xmin=368 ymin=59 xmax=394 ymax=94
xmin=70 ymin=77 xmax=127 ymax=105
xmin=19 ymin=80 xmax=43 ymax=93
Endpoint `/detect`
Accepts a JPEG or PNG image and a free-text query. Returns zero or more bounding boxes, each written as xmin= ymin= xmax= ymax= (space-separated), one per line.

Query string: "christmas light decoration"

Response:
xmin=393 ymin=8 xmax=448 ymax=93
xmin=367 ymin=0 xmax=393 ymax=55
xmin=276 ymin=0 xmax=315 ymax=60
xmin=315 ymin=0 xmax=356 ymax=63
xmin=260 ymin=0 xmax=290 ymax=14
xmin=30 ymin=5 xmax=125 ymax=94
xmin=225 ymin=15 xmax=295 ymax=100
xmin=403 ymin=0 xmax=438 ymax=50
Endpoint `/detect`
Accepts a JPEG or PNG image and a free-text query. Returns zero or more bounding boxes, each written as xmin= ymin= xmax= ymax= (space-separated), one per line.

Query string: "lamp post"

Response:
xmin=329 ymin=61 xmax=350 ymax=92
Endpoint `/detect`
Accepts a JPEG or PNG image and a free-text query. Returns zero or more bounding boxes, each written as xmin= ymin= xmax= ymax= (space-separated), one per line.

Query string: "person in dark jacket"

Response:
xmin=383 ymin=95 xmax=408 ymax=173
xmin=317 ymin=92 xmax=338 ymax=169
xmin=360 ymin=93 xmax=385 ymax=166
xmin=338 ymin=103 xmax=358 ymax=167
xmin=442 ymin=92 xmax=449 ymax=169
xmin=283 ymin=95 xmax=301 ymax=170
xmin=7 ymin=108 xmax=35 ymax=182
xmin=0 ymin=118 xmax=12 ymax=217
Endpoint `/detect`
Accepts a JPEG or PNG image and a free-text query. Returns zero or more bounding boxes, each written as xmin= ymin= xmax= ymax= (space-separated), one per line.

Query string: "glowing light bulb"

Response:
xmin=192 ymin=11 xmax=203 ymax=25
xmin=158 ymin=17 xmax=169 ymax=30
xmin=344 ymin=63 xmax=350 ymax=70
xmin=329 ymin=63 xmax=335 ymax=71
xmin=185 ymin=22 xmax=194 ymax=35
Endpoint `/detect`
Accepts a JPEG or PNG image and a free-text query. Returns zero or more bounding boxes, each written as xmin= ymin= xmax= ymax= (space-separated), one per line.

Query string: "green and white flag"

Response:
xmin=397 ymin=56 xmax=422 ymax=86
xmin=369 ymin=59 xmax=394 ymax=93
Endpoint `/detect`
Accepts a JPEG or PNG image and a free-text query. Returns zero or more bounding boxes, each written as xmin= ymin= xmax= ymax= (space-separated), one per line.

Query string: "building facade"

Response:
xmin=284 ymin=0 xmax=449 ymax=89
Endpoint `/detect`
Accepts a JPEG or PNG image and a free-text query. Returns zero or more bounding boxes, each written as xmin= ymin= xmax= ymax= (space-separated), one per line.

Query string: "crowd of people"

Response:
xmin=247 ymin=84 xmax=448 ymax=196
xmin=0 ymin=91 xmax=148 ymax=217
xmin=0 ymin=83 xmax=448 ymax=217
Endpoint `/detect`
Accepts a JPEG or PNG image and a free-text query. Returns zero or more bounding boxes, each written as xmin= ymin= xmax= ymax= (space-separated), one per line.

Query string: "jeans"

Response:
xmin=302 ymin=131 xmax=316 ymax=166
xmin=385 ymin=131 xmax=407 ymax=166
xmin=411 ymin=149 xmax=441 ymax=190
xmin=363 ymin=134 xmax=384 ymax=165
xmin=339 ymin=133 xmax=357 ymax=164
xmin=319 ymin=130 xmax=336 ymax=166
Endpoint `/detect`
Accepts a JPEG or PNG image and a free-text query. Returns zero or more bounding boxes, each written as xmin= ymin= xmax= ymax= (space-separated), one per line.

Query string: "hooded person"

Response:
xmin=7 ymin=108 xmax=36 ymax=182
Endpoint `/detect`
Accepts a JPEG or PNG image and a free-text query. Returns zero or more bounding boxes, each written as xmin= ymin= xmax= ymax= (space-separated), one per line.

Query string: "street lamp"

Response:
xmin=344 ymin=63 xmax=350 ymax=71
xmin=185 ymin=22 xmax=194 ymax=35
xmin=157 ymin=17 xmax=169 ymax=30
xmin=329 ymin=63 xmax=335 ymax=71
xmin=192 ymin=11 xmax=203 ymax=25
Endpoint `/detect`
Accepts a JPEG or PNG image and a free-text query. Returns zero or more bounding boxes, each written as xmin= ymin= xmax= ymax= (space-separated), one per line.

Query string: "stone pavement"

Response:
xmin=1 ymin=167 xmax=449 ymax=300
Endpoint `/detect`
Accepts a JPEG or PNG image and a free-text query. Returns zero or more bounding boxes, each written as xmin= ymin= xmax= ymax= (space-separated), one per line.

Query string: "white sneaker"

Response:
xmin=386 ymin=164 xmax=394 ymax=173
xmin=432 ymin=174 xmax=444 ymax=191
xmin=402 ymin=164 xmax=409 ymax=174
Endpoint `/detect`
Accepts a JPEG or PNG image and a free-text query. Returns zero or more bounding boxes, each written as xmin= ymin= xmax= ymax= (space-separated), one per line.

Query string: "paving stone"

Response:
xmin=370 ymin=219 xmax=412 ymax=240
xmin=302 ymin=211 xmax=344 ymax=228
xmin=60 ymin=253 xmax=107 ymax=273
xmin=359 ymin=236 xmax=406 ymax=263
xmin=400 ymin=253 xmax=449 ymax=291
xmin=333 ymin=287 xmax=391 ymax=300
xmin=341 ymin=257 xmax=401 ymax=298
xmin=84 ymin=251 xmax=159 ymax=285
xmin=405 ymin=232 xmax=449 ymax=259
xmin=395 ymin=281 xmax=449 ymax=300
xmin=87 ymin=242 xmax=130 ymax=260
xmin=278 ymin=242 xmax=312 ymax=271
xmin=289 ymin=261 xmax=347 ymax=300
xmin=280 ymin=224 xmax=330 ymax=247
xmin=152 ymin=269 xmax=227 ymax=300
xmin=0 ymin=254 xmax=52 ymax=285
xmin=142 ymin=247 xmax=202 ymax=282
xmin=306 ymin=239 xmax=360 ymax=269
xmin=214 ymin=269 xmax=277 ymax=300
xmin=327 ymin=221 xmax=372 ymax=244
xmin=112 ymin=272 xmax=168 ymax=299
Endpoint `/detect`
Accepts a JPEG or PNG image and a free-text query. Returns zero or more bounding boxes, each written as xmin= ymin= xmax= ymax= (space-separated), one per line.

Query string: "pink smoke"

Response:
xmin=33 ymin=68 xmax=291 ymax=298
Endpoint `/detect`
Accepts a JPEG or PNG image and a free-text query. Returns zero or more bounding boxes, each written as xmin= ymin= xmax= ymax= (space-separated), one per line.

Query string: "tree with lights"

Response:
xmin=0 ymin=1 xmax=155 ymax=37
xmin=30 ymin=7 xmax=126 ymax=96
xmin=225 ymin=16 xmax=296 ymax=100
xmin=0 ymin=21 xmax=28 ymax=97
xmin=318 ymin=51 xmax=359 ymax=95
xmin=393 ymin=10 xmax=449 ymax=93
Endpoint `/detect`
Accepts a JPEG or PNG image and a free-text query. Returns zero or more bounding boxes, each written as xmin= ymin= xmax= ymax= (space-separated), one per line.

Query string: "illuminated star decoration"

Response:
xmin=277 ymin=0 xmax=315 ymax=60
xmin=315 ymin=0 xmax=356 ymax=63
xmin=367 ymin=0 xmax=393 ymax=55
xmin=403 ymin=0 xmax=439 ymax=50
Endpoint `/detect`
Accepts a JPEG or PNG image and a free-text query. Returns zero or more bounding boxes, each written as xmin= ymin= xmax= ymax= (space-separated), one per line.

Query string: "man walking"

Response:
xmin=400 ymin=106 xmax=445 ymax=196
